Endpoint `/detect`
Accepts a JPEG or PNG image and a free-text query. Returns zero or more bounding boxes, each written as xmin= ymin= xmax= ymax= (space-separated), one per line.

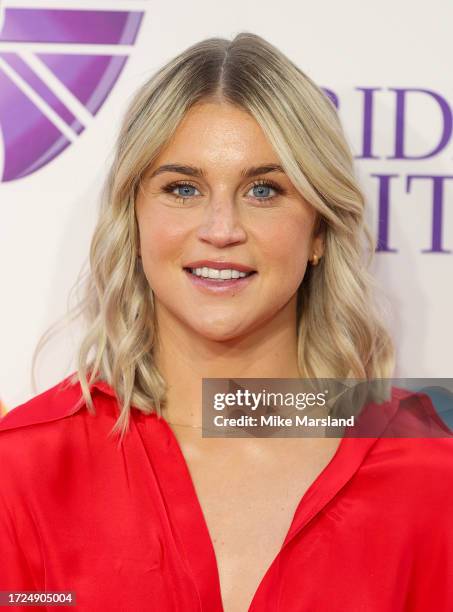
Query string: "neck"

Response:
xmin=154 ymin=300 xmax=301 ymax=427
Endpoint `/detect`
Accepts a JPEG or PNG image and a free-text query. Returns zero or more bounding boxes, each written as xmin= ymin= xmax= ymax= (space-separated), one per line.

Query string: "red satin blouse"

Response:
xmin=1 ymin=375 xmax=453 ymax=611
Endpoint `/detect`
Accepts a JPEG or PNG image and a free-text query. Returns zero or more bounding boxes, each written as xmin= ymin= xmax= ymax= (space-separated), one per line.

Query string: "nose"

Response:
xmin=196 ymin=196 xmax=247 ymax=248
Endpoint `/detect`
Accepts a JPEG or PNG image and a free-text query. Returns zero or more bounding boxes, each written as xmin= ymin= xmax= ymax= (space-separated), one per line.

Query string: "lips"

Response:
xmin=183 ymin=260 xmax=256 ymax=273
xmin=183 ymin=266 xmax=257 ymax=293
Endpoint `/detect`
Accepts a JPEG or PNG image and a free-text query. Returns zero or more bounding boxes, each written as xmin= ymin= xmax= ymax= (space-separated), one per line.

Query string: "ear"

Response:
xmin=311 ymin=216 xmax=325 ymax=259
xmin=311 ymin=233 xmax=325 ymax=259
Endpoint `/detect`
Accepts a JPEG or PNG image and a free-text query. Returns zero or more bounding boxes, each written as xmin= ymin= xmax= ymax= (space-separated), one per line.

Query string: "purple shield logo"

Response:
xmin=0 ymin=7 xmax=144 ymax=182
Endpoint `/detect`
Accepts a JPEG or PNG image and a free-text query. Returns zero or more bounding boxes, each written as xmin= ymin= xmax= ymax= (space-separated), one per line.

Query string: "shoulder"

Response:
xmin=0 ymin=377 xmax=78 ymax=491
xmin=0 ymin=374 xmax=122 ymax=489
xmin=0 ymin=374 xmax=85 ymax=435
xmin=0 ymin=372 xmax=125 ymax=442
xmin=0 ymin=375 xmax=88 ymax=477
xmin=366 ymin=386 xmax=453 ymax=508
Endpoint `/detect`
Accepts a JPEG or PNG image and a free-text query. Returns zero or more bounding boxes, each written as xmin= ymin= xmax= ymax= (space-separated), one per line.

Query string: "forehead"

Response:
xmin=153 ymin=102 xmax=279 ymax=168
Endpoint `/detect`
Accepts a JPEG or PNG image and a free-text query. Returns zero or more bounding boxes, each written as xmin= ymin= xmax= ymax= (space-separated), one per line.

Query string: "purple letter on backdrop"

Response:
xmin=406 ymin=175 xmax=453 ymax=253
xmin=388 ymin=88 xmax=453 ymax=160
xmin=355 ymin=87 xmax=382 ymax=160
xmin=371 ymin=174 xmax=399 ymax=253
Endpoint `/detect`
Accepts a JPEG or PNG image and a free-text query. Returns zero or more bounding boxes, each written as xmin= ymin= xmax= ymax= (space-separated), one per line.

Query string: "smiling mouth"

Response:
xmin=183 ymin=267 xmax=257 ymax=282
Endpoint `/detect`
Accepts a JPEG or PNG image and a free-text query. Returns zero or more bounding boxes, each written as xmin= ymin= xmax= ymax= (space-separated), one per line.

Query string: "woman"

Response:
xmin=1 ymin=32 xmax=452 ymax=612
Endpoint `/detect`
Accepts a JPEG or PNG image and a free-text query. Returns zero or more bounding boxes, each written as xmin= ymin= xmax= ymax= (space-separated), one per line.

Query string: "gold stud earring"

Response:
xmin=310 ymin=253 xmax=319 ymax=265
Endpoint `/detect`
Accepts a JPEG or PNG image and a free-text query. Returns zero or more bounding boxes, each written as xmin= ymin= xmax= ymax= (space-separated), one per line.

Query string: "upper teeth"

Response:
xmin=190 ymin=267 xmax=250 ymax=279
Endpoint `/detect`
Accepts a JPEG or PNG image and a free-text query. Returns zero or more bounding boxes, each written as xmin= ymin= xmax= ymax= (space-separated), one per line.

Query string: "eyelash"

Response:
xmin=161 ymin=179 xmax=285 ymax=204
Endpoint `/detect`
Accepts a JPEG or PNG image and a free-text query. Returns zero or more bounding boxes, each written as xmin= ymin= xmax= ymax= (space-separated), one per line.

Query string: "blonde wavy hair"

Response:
xmin=33 ymin=32 xmax=394 ymax=442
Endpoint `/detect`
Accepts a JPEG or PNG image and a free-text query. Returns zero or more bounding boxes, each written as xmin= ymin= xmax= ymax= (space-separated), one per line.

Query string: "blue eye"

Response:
xmin=174 ymin=184 xmax=198 ymax=197
xmin=250 ymin=183 xmax=276 ymax=199
xmin=161 ymin=181 xmax=201 ymax=203
xmin=162 ymin=178 xmax=283 ymax=204
xmin=246 ymin=179 xmax=283 ymax=201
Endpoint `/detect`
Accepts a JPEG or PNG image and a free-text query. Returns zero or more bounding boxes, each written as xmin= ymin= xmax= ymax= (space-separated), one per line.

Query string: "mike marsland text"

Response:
xmin=212 ymin=414 xmax=355 ymax=427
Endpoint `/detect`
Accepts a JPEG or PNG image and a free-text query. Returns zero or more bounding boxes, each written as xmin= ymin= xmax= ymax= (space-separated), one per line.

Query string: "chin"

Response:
xmin=191 ymin=322 xmax=249 ymax=343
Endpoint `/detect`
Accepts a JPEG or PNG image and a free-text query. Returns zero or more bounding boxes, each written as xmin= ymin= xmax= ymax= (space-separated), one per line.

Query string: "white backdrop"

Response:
xmin=1 ymin=0 xmax=452 ymax=412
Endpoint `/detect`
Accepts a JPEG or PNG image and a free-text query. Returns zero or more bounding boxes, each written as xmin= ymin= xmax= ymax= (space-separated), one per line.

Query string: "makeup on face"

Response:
xmin=135 ymin=102 xmax=322 ymax=342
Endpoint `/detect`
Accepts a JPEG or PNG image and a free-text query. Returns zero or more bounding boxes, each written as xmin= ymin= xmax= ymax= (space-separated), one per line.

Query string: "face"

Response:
xmin=135 ymin=102 xmax=324 ymax=342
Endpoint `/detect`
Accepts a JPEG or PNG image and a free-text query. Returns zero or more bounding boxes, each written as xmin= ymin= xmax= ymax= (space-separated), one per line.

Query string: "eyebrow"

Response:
xmin=148 ymin=163 xmax=285 ymax=180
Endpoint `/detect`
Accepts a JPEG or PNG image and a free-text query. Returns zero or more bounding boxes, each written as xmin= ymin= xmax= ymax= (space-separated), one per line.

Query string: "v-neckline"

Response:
xmin=89 ymin=377 xmax=404 ymax=610
xmin=150 ymin=416 xmax=384 ymax=611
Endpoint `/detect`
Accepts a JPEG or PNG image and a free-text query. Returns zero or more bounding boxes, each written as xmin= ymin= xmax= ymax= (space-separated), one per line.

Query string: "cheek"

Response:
xmin=137 ymin=214 xmax=201 ymax=306
xmin=259 ymin=217 xmax=313 ymax=279
xmin=142 ymin=230 xmax=176 ymax=263
xmin=138 ymin=209 xmax=188 ymax=263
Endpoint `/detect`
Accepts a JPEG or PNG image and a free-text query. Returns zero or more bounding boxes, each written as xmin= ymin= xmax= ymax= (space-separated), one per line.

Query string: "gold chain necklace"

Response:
xmin=166 ymin=421 xmax=203 ymax=429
